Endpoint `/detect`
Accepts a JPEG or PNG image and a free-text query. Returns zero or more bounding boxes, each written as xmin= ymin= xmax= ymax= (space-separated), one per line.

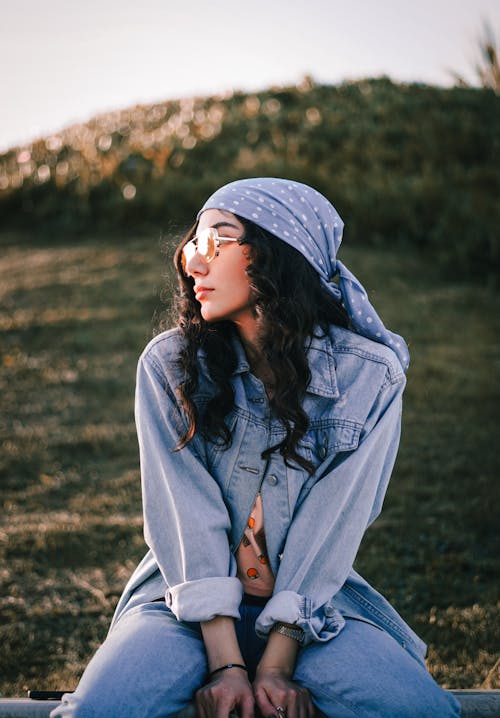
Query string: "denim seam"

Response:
xmin=375 ymin=373 xmax=392 ymax=402
xmin=342 ymin=584 xmax=418 ymax=649
xmin=143 ymin=356 xmax=198 ymax=452
xmin=145 ymin=353 xmax=168 ymax=389
xmin=333 ymin=345 xmax=404 ymax=384
xmin=305 ymin=417 xmax=362 ymax=431
xmin=299 ymin=596 xmax=311 ymax=619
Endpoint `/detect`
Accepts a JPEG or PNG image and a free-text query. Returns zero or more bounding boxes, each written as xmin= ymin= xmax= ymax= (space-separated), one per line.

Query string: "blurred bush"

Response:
xmin=0 ymin=78 xmax=498 ymax=281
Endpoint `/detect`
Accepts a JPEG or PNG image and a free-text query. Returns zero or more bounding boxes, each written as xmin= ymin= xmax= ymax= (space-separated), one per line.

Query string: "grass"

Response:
xmin=0 ymin=231 xmax=498 ymax=695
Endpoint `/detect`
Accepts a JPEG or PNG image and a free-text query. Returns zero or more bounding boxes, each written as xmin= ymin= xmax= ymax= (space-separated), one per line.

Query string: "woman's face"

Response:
xmin=183 ymin=209 xmax=256 ymax=335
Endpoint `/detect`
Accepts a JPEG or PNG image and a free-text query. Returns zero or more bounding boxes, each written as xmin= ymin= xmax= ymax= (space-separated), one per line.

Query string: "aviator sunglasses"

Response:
xmin=181 ymin=227 xmax=242 ymax=274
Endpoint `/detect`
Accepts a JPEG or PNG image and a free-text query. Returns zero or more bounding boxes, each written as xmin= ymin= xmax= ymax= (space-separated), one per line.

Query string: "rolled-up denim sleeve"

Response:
xmin=255 ymin=373 xmax=405 ymax=645
xmin=135 ymin=347 xmax=242 ymax=622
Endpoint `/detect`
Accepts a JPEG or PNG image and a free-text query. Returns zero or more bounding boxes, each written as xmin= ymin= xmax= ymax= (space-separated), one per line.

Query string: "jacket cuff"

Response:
xmin=255 ymin=590 xmax=345 ymax=646
xmin=166 ymin=577 xmax=243 ymax=622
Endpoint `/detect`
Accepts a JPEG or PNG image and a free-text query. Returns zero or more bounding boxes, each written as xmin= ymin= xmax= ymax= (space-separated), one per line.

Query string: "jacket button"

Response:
xmin=267 ymin=475 xmax=278 ymax=486
xmin=324 ymin=605 xmax=335 ymax=617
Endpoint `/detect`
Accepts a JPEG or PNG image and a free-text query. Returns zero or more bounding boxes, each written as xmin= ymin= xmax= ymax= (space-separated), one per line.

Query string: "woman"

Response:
xmin=52 ymin=178 xmax=461 ymax=718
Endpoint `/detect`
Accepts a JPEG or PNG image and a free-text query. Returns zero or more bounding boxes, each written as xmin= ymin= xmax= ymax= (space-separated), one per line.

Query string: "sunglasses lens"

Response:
xmin=181 ymin=240 xmax=196 ymax=273
xmin=198 ymin=228 xmax=217 ymax=261
xmin=181 ymin=228 xmax=219 ymax=273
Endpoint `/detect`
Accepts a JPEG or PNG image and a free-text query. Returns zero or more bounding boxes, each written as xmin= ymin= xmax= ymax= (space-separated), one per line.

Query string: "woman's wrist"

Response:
xmin=209 ymin=663 xmax=248 ymax=680
xmin=200 ymin=616 xmax=246 ymax=674
xmin=257 ymin=625 xmax=300 ymax=678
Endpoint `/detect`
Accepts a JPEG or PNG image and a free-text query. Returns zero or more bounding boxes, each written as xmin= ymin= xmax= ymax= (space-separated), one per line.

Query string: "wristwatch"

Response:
xmin=271 ymin=621 xmax=305 ymax=644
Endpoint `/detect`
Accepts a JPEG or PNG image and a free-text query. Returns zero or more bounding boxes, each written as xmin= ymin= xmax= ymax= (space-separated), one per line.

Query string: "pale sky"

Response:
xmin=1 ymin=0 xmax=499 ymax=152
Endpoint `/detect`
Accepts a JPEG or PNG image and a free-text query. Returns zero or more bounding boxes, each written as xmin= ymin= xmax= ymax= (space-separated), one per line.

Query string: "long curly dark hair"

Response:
xmin=172 ymin=217 xmax=349 ymax=473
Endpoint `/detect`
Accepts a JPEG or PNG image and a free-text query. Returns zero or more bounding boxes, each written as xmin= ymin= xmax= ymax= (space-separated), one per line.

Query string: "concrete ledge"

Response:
xmin=0 ymin=691 xmax=499 ymax=717
xmin=0 ymin=702 xmax=59 ymax=718
xmin=453 ymin=691 xmax=500 ymax=718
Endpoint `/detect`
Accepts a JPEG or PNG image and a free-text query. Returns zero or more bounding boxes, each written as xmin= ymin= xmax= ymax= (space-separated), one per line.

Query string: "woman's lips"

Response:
xmin=194 ymin=286 xmax=213 ymax=300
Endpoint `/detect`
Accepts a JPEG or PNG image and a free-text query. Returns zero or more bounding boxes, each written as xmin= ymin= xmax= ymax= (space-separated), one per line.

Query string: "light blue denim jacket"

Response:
xmin=112 ymin=325 xmax=427 ymax=663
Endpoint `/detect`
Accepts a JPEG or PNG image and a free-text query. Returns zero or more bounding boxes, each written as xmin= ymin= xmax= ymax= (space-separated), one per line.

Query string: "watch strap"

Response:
xmin=271 ymin=621 xmax=305 ymax=644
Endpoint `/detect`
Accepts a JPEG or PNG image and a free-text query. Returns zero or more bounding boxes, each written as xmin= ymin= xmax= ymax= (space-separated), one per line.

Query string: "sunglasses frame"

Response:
xmin=181 ymin=227 xmax=241 ymax=274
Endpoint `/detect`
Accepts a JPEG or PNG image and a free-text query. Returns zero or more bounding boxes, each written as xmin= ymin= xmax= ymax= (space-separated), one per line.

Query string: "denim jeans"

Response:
xmin=51 ymin=596 xmax=460 ymax=718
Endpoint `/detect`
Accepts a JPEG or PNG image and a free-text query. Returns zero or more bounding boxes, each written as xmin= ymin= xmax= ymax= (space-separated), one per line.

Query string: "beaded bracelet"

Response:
xmin=209 ymin=663 xmax=248 ymax=679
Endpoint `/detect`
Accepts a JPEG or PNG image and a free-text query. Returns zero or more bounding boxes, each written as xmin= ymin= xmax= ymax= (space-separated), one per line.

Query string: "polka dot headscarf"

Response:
xmin=198 ymin=177 xmax=409 ymax=371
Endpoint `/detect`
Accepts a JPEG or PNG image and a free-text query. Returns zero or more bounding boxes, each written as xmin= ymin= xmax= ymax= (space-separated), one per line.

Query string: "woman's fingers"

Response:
xmin=254 ymin=677 xmax=314 ymax=718
xmin=289 ymin=687 xmax=314 ymax=718
xmin=253 ymin=683 xmax=280 ymax=717
xmin=195 ymin=672 xmax=254 ymax=718
xmin=240 ymin=692 xmax=256 ymax=718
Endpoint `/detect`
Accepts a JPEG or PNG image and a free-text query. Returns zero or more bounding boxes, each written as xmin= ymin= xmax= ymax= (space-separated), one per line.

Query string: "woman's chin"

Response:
xmin=200 ymin=307 xmax=220 ymax=323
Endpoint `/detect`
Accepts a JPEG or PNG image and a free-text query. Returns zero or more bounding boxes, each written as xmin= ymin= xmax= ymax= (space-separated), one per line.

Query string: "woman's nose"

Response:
xmin=186 ymin=250 xmax=208 ymax=276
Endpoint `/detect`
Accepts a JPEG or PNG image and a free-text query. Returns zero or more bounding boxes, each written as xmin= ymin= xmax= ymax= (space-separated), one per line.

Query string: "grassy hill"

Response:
xmin=1 ymin=77 xmax=499 ymax=281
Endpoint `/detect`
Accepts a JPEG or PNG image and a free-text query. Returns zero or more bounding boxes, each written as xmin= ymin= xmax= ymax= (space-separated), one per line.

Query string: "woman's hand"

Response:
xmin=195 ymin=668 xmax=255 ymax=718
xmin=199 ymin=616 xmax=253 ymax=717
xmin=253 ymin=667 xmax=315 ymax=718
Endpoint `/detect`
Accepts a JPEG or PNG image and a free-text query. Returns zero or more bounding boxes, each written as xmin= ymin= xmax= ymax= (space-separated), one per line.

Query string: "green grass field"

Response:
xmin=0 ymin=231 xmax=498 ymax=695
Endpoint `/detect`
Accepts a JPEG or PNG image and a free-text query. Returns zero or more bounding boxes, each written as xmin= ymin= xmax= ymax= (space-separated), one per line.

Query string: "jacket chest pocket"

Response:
xmin=305 ymin=418 xmax=362 ymax=466
xmin=287 ymin=420 xmax=362 ymax=515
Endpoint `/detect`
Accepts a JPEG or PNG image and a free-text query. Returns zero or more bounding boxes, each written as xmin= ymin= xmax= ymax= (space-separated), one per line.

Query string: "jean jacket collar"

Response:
xmin=226 ymin=329 xmax=339 ymax=399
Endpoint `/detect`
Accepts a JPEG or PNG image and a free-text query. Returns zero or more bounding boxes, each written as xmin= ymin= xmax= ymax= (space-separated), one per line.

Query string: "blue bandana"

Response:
xmin=198 ymin=178 xmax=409 ymax=371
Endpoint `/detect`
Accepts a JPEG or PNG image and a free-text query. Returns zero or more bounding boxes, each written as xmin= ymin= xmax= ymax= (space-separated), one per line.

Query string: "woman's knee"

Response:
xmin=294 ymin=619 xmax=461 ymax=718
xmin=51 ymin=603 xmax=206 ymax=718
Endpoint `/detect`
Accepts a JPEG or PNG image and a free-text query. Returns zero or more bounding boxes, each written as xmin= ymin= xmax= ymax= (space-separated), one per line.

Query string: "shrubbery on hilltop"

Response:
xmin=0 ymin=77 xmax=498 ymax=280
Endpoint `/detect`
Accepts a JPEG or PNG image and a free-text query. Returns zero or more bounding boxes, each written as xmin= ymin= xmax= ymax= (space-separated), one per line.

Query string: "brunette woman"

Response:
xmin=52 ymin=178 xmax=460 ymax=718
